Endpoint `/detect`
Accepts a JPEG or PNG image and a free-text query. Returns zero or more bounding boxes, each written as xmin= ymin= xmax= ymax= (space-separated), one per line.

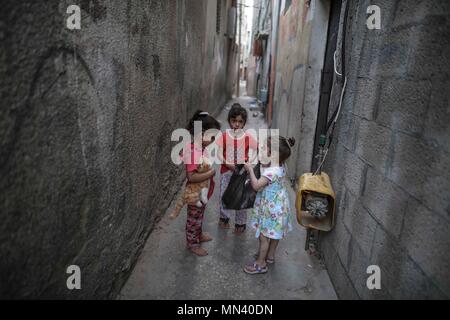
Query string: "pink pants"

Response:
xmin=186 ymin=204 xmax=205 ymax=248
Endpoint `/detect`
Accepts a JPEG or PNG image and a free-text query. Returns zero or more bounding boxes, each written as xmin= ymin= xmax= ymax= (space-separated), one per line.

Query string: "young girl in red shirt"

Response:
xmin=216 ymin=104 xmax=258 ymax=234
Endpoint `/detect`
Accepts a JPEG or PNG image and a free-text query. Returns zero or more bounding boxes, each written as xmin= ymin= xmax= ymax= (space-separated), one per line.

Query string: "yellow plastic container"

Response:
xmin=295 ymin=172 xmax=336 ymax=232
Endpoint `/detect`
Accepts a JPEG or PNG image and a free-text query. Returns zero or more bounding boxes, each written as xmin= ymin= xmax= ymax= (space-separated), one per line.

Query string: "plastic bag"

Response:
xmin=222 ymin=163 xmax=261 ymax=210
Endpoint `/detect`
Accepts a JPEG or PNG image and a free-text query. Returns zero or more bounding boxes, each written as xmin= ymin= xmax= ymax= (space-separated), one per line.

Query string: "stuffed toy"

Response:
xmin=169 ymin=157 xmax=211 ymax=219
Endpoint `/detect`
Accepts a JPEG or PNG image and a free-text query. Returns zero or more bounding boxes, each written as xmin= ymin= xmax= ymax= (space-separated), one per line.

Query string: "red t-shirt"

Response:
xmin=181 ymin=143 xmax=215 ymax=199
xmin=215 ymin=130 xmax=258 ymax=174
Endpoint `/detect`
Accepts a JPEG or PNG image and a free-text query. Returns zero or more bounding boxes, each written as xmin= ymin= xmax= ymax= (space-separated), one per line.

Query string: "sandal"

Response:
xmin=244 ymin=262 xmax=268 ymax=274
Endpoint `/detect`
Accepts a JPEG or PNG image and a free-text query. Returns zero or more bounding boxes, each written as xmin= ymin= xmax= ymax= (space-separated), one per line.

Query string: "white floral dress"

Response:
xmin=250 ymin=166 xmax=292 ymax=240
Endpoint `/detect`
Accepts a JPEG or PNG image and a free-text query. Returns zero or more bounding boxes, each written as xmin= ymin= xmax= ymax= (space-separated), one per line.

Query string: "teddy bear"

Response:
xmin=169 ymin=156 xmax=211 ymax=219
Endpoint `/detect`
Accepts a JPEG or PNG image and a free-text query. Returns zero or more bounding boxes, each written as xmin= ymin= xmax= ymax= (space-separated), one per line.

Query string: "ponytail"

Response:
xmin=279 ymin=136 xmax=296 ymax=164
xmin=186 ymin=110 xmax=221 ymax=134
xmin=287 ymin=137 xmax=296 ymax=149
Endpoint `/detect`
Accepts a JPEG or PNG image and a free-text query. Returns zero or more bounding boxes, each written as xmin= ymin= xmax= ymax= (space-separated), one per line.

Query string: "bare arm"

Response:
xmin=217 ymin=146 xmax=236 ymax=172
xmin=247 ymin=149 xmax=258 ymax=165
xmin=245 ymin=164 xmax=269 ymax=191
xmin=187 ymin=168 xmax=216 ymax=183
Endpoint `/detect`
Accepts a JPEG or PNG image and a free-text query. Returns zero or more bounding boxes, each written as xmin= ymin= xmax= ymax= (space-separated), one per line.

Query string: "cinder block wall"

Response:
xmin=320 ymin=0 xmax=450 ymax=299
xmin=0 ymin=0 xmax=232 ymax=299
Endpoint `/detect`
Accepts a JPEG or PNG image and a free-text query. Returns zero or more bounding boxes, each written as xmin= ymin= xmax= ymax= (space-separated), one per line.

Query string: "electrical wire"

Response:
xmin=314 ymin=78 xmax=347 ymax=175
xmin=314 ymin=0 xmax=350 ymax=174
xmin=332 ymin=77 xmax=347 ymax=128
xmin=236 ymin=2 xmax=262 ymax=9
xmin=333 ymin=51 xmax=342 ymax=77
xmin=314 ymin=148 xmax=329 ymax=175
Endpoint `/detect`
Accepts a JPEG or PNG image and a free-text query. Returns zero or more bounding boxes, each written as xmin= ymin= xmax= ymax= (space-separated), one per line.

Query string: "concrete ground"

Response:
xmin=118 ymin=92 xmax=338 ymax=300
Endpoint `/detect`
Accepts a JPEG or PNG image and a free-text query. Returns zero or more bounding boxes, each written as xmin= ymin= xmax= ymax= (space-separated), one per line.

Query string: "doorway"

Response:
xmin=311 ymin=0 xmax=342 ymax=172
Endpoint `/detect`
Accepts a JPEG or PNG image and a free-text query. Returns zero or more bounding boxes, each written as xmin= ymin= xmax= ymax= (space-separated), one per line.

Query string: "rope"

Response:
xmin=314 ymin=148 xmax=329 ymax=176
xmin=334 ymin=51 xmax=342 ymax=77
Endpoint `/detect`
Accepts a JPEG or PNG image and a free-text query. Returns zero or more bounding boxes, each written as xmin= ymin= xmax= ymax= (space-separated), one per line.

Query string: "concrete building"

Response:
xmin=0 ymin=0 xmax=236 ymax=299
xmin=259 ymin=0 xmax=450 ymax=299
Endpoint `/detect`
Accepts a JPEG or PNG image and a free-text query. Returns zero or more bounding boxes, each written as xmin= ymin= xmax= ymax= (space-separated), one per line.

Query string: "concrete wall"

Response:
xmin=246 ymin=56 xmax=257 ymax=96
xmin=0 ymin=0 xmax=233 ymax=299
xmin=248 ymin=0 xmax=272 ymax=101
xmin=320 ymin=0 xmax=450 ymax=299
xmin=271 ymin=0 xmax=330 ymax=179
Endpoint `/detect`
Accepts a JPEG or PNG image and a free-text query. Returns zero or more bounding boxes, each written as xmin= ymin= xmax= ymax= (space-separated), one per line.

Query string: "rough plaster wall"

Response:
xmin=183 ymin=0 xmax=232 ymax=117
xmin=0 ymin=0 xmax=231 ymax=299
xmin=246 ymin=56 xmax=257 ymax=96
xmin=260 ymin=37 xmax=272 ymax=95
xmin=320 ymin=0 xmax=450 ymax=299
xmin=271 ymin=0 xmax=329 ymax=179
xmin=296 ymin=0 xmax=330 ymax=174
xmin=252 ymin=0 xmax=272 ymax=99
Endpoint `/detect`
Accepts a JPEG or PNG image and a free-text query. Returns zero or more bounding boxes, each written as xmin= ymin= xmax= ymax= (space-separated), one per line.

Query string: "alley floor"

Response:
xmin=118 ymin=92 xmax=338 ymax=300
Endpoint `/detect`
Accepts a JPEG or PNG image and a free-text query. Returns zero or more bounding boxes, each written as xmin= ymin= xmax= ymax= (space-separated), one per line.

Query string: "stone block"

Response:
xmin=423 ymin=79 xmax=450 ymax=154
xmin=323 ymin=249 xmax=360 ymax=300
xmin=392 ymin=0 xmax=450 ymax=29
xmin=377 ymin=79 xmax=432 ymax=135
xmin=358 ymin=31 xmax=410 ymax=79
xmin=344 ymin=201 xmax=378 ymax=256
xmin=335 ymin=108 xmax=358 ymax=152
xmin=347 ymin=239 xmax=391 ymax=299
xmin=335 ymin=222 xmax=353 ymax=271
xmin=353 ymin=77 xmax=381 ymax=121
xmin=403 ymin=18 xmax=450 ymax=79
xmin=354 ymin=119 xmax=392 ymax=170
xmin=389 ymin=131 xmax=450 ymax=217
xmin=371 ymin=224 xmax=447 ymax=299
xmin=361 ymin=167 xmax=408 ymax=238
xmin=400 ymin=199 xmax=450 ymax=296
xmin=343 ymin=149 xmax=368 ymax=197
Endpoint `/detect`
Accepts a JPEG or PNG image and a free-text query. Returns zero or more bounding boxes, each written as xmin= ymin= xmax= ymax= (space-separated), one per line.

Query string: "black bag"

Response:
xmin=222 ymin=163 xmax=261 ymax=210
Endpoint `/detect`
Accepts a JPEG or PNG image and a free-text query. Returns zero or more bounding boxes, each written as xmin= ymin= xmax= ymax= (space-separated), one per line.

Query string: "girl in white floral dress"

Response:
xmin=243 ymin=136 xmax=295 ymax=274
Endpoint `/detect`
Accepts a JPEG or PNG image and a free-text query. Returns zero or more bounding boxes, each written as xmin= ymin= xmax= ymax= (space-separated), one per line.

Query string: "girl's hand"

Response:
xmin=244 ymin=162 xmax=269 ymax=191
xmin=244 ymin=162 xmax=253 ymax=173
xmin=187 ymin=167 xmax=216 ymax=183
xmin=225 ymin=164 xmax=236 ymax=172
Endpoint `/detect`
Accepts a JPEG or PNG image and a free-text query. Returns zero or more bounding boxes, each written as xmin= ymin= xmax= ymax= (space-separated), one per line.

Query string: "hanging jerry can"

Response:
xmin=296 ymin=172 xmax=336 ymax=232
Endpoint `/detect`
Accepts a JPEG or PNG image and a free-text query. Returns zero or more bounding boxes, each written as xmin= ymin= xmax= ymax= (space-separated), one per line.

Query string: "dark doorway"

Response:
xmin=311 ymin=0 xmax=342 ymax=172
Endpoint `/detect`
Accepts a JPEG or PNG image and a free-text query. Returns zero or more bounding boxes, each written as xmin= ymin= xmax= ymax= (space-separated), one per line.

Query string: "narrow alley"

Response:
xmin=1 ymin=0 xmax=449 ymax=301
xmin=118 ymin=95 xmax=337 ymax=300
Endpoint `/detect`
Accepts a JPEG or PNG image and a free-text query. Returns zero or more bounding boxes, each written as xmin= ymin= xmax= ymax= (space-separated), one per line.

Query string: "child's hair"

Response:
xmin=186 ymin=110 xmax=221 ymax=134
xmin=227 ymin=103 xmax=248 ymax=125
xmin=268 ymin=136 xmax=296 ymax=164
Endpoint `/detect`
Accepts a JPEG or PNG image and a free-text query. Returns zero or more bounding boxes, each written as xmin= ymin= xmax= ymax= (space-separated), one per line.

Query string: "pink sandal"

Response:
xmin=244 ymin=262 xmax=268 ymax=274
